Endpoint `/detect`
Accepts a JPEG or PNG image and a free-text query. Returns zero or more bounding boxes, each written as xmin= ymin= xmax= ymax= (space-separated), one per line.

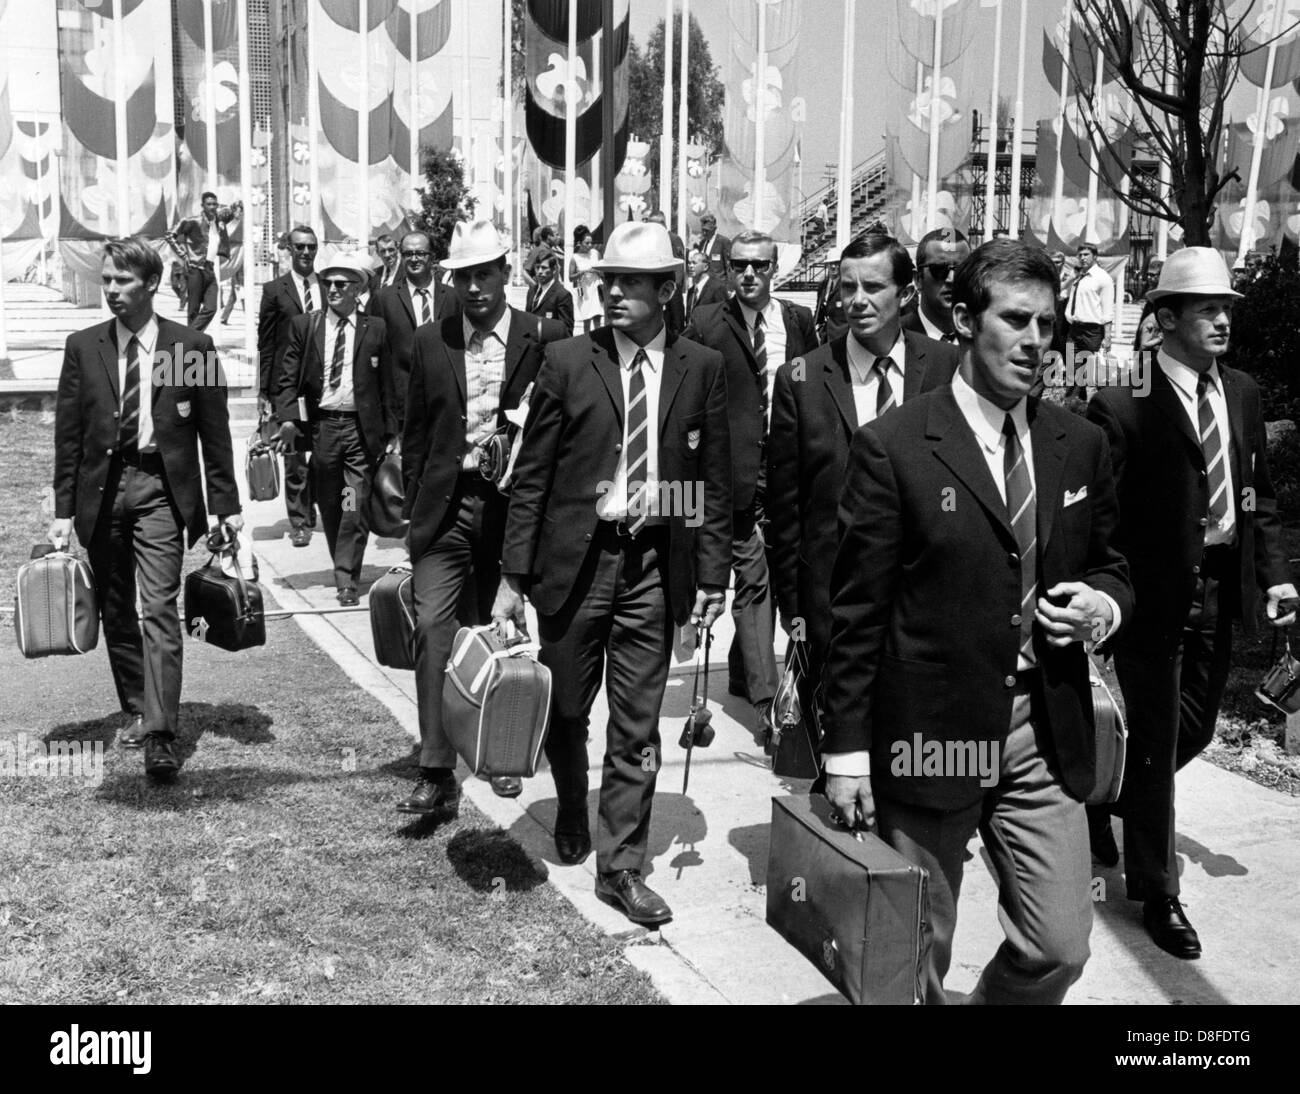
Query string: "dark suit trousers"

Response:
xmin=283 ymin=435 xmax=315 ymax=530
xmin=411 ymin=476 xmax=506 ymax=770
xmin=186 ymin=262 xmax=218 ymax=331
xmin=88 ymin=458 xmax=186 ymax=739
xmin=311 ymin=414 xmax=373 ymax=591
xmin=538 ymin=527 xmax=675 ymax=875
xmin=876 ymin=682 xmax=1092 ymax=1005
xmin=726 ymin=506 xmax=779 ymax=705
xmin=1112 ymin=569 xmax=1233 ymax=900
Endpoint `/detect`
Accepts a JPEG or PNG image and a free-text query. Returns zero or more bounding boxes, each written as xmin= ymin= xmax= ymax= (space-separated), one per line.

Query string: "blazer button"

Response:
xmin=1192 ymin=564 xmax=1200 ymax=575
xmin=444 ymin=495 xmax=452 ymax=501
xmin=1008 ymin=552 xmax=1019 ymax=566
xmin=106 ymin=447 xmax=113 ymax=455
xmin=584 ymin=533 xmax=592 ymax=541
xmin=615 ymin=443 xmax=622 ymax=452
xmin=1004 ymin=675 xmax=1017 ymax=688
xmin=112 ymin=411 xmax=119 ymax=419
xmin=1199 ymin=517 xmax=1209 ymax=527
xmin=1011 ymin=614 xmax=1022 ymax=627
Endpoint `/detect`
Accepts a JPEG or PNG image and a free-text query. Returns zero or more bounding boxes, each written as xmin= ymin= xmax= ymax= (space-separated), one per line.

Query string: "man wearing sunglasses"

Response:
xmin=258 ymin=225 xmax=322 ymax=547
xmin=685 ymin=230 xmax=818 ymax=741
xmin=902 ymin=227 xmax=970 ymax=343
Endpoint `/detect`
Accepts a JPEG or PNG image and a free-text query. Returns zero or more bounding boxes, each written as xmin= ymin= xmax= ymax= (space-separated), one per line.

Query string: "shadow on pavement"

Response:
xmin=447 ymin=827 xmax=548 ymax=892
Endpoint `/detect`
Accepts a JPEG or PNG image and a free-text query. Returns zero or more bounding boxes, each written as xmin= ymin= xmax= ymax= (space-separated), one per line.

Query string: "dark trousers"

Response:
xmin=726 ymin=506 xmax=779 ymax=705
xmin=1110 ymin=568 xmax=1233 ymax=900
xmin=411 ymin=477 xmax=506 ymax=770
xmin=1065 ymin=321 xmax=1104 ymax=398
xmin=311 ymin=413 xmax=373 ymax=591
xmin=283 ymin=436 xmax=315 ymax=531
xmin=87 ymin=457 xmax=186 ymax=739
xmin=538 ymin=525 xmax=675 ymax=875
xmin=876 ymin=682 xmax=1092 ymax=1005
xmin=186 ymin=262 xmax=218 ymax=331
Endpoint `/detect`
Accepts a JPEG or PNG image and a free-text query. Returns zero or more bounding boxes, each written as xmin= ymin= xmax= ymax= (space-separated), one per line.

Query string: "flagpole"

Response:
xmin=983 ymin=0 xmax=1003 ymax=240
xmin=660 ymin=0 xmax=673 ymax=221
xmin=1007 ymin=0 xmax=1028 ymax=239
xmin=111 ymin=0 xmax=130 ymax=237
xmin=237 ymin=0 xmax=256 ymax=363
xmin=911 ymin=59 xmax=923 ymax=239
xmin=1047 ymin=0 xmax=1069 ymax=244
xmin=563 ymin=0 xmax=578 ymax=287
xmin=359 ymin=0 xmax=370 ymax=247
xmin=1084 ymin=43 xmax=1103 ymax=242
xmin=410 ymin=0 xmax=420 ymax=216
xmin=676 ymin=0 xmax=690 ymax=242
xmin=502 ymin=0 xmax=514 ymax=258
xmin=0 ymin=226 xmax=8 ymax=363
xmin=753 ymin=0 xmax=767 ymax=231
xmin=203 ymin=0 xmax=219 ymax=197
xmin=925 ymin=1 xmax=944 ymax=233
xmin=1238 ymin=0 xmax=1286 ymax=262
xmin=307 ymin=0 xmax=323 ymax=238
xmin=835 ymin=0 xmax=855 ymax=252
xmin=1156 ymin=67 xmax=1171 ymax=260
xmin=460 ymin=0 xmax=472 ymax=197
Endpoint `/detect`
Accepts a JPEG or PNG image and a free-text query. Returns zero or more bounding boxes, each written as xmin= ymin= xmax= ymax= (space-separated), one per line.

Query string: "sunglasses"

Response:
xmin=290 ymin=243 xmax=318 ymax=252
xmin=400 ymin=249 xmax=430 ymax=259
xmin=922 ymin=262 xmax=957 ymax=279
xmin=729 ymin=259 xmax=773 ymax=274
xmin=321 ymin=278 xmax=356 ymax=290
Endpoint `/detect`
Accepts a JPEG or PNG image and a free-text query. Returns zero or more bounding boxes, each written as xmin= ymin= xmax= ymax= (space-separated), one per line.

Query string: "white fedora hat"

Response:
xmin=441 ymin=219 xmax=509 ymax=270
xmin=593 ymin=221 xmax=682 ymax=275
xmin=318 ymin=251 xmax=377 ymax=282
xmin=1146 ymin=246 xmax=1242 ymax=301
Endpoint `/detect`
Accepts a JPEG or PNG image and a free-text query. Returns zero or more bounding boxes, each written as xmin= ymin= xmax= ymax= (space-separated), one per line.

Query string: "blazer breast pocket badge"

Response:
xmin=686 ymin=428 xmax=701 ymax=451
xmin=176 ymin=399 xmax=192 ymax=419
xmin=369 ymin=355 xmax=379 ymax=369
xmin=1063 ymin=485 xmax=1087 ymax=507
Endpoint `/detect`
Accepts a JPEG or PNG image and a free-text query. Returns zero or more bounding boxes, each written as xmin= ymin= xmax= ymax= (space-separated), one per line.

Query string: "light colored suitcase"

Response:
xmin=443 ymin=624 xmax=551 ymax=777
xmin=14 ymin=549 xmax=99 ymax=658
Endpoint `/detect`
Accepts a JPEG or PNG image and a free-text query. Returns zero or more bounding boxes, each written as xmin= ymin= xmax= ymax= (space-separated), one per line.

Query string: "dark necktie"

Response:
xmin=687 ymin=283 xmax=697 ymax=316
xmin=1003 ymin=414 xmax=1037 ymax=663
xmin=873 ymin=356 xmax=896 ymax=418
xmin=626 ymin=349 xmax=650 ymax=534
xmin=751 ymin=312 xmax=769 ymax=419
xmin=528 ymin=285 xmax=539 ymax=313
xmin=415 ymin=287 xmax=432 ymax=325
xmin=1197 ymin=373 xmax=1229 ymax=532
xmin=303 ymin=278 xmax=313 ymax=313
xmin=329 ymin=315 xmax=348 ymax=390
xmin=118 ymin=335 xmax=142 ymax=458
xmin=942 ymin=331 xmax=958 ymax=345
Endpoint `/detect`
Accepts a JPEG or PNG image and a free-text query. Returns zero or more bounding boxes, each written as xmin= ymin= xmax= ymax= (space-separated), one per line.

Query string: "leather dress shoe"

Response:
xmin=1142 ymin=897 xmax=1202 ymax=959
xmin=555 ymin=827 xmax=592 ymax=865
xmin=397 ymin=774 xmax=460 ymax=816
xmin=143 ymin=735 xmax=181 ymax=781
xmin=490 ymin=775 xmax=522 ymax=798
xmin=119 ymin=716 xmax=148 ymax=749
xmin=1088 ymin=811 xmax=1120 ymax=867
xmin=595 ymin=870 xmax=672 ymax=927
xmin=337 ymin=588 xmax=359 ymax=607
xmin=290 ymin=527 xmax=312 ymax=548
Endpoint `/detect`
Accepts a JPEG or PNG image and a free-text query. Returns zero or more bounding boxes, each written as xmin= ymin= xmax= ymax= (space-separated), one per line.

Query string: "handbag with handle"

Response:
xmin=246 ymin=417 xmax=282 ymax=502
xmin=367 ymin=451 xmax=408 ymax=538
xmin=183 ymin=542 xmax=265 ymax=652
xmin=1085 ymin=654 xmax=1127 ymax=806
xmin=771 ymin=640 xmax=823 ymax=780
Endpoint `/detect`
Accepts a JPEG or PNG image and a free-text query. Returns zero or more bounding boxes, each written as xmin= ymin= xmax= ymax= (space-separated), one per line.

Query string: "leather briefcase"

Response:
xmin=767 ymin=794 xmax=930 ymax=1005
xmin=369 ymin=566 xmax=415 ymax=670
xmin=443 ymin=624 xmax=551 ymax=778
xmin=246 ymin=428 xmax=281 ymax=502
xmin=183 ymin=549 xmax=265 ymax=652
xmin=367 ymin=452 xmax=408 ymax=539
xmin=1086 ymin=655 xmax=1127 ymax=806
xmin=14 ymin=546 xmax=99 ymax=658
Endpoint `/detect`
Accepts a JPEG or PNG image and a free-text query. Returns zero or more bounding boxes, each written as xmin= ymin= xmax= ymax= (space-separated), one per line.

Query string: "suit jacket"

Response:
xmin=524 ymin=279 xmax=575 ymax=336
xmin=899 ymin=305 xmax=954 ymax=341
xmin=53 ymin=318 xmax=240 ymax=549
xmin=684 ymin=275 xmax=727 ymax=320
xmin=821 ymin=387 xmax=1133 ymax=809
xmin=368 ymin=264 xmax=402 ymax=297
xmin=371 ymin=278 xmax=456 ymax=431
xmin=257 ymin=272 xmax=313 ymax=400
xmin=169 ymin=210 xmax=234 ymax=263
xmin=402 ymin=308 xmax=568 ymax=560
xmin=273 ymin=309 xmax=390 ymax=460
xmin=502 ymin=327 xmax=733 ymax=624
xmin=1088 ymin=361 xmax=1291 ymax=643
xmin=767 ymin=331 xmax=960 ymax=654
xmin=698 ymin=231 xmax=731 ymax=280
xmin=684 ymin=296 xmax=818 ymax=511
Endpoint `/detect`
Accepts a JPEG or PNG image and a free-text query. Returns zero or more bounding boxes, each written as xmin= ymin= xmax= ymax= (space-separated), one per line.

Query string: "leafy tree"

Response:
xmin=417 ymin=147 xmax=476 ymax=262
xmin=1226 ymin=242 xmax=1300 ymax=420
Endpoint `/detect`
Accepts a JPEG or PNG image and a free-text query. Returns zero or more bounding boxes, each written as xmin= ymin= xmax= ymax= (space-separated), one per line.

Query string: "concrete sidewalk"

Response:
xmin=229 ymin=408 xmax=1300 ymax=1006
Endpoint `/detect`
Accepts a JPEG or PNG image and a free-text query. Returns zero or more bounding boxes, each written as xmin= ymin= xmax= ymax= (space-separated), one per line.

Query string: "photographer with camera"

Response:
xmin=166 ymin=191 xmax=243 ymax=331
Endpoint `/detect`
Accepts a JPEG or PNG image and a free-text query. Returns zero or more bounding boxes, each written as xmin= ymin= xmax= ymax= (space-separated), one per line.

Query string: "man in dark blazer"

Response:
xmin=368 ymin=233 xmax=401 ymax=296
xmin=695 ymin=212 xmax=731 ymax=284
xmin=768 ymin=233 xmax=958 ymax=703
xmin=399 ymin=222 xmax=567 ymax=815
xmin=273 ymin=253 xmax=390 ymax=605
xmin=50 ymin=237 xmax=242 ymax=780
xmin=822 ymin=239 xmax=1133 ymax=1004
xmin=167 ymin=191 xmax=241 ymax=330
xmin=1086 ymin=247 xmax=1296 ymax=959
xmin=370 ymin=230 xmax=456 ymax=434
xmin=522 ymin=248 xmax=574 ymax=336
xmin=685 ymin=229 xmax=817 ymax=736
xmin=493 ymin=221 xmax=732 ymax=927
xmin=684 ymin=248 xmax=727 ymax=321
xmin=646 ymin=211 xmax=687 ymax=336
xmin=901 ymin=227 xmax=969 ymax=342
xmin=258 ymin=224 xmax=320 ymax=547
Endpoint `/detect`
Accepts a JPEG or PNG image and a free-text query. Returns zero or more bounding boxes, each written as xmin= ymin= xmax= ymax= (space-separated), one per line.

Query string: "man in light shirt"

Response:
xmin=1064 ymin=241 xmax=1113 ymax=397
xmin=822 ymin=239 xmax=1133 ymax=1004
xmin=167 ymin=191 xmax=241 ymax=331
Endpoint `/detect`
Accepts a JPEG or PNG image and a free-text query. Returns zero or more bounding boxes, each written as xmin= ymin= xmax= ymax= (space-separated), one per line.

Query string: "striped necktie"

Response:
xmin=874 ymin=357 xmax=896 ymax=418
xmin=625 ymin=349 xmax=650 ymax=534
xmin=1197 ymin=373 xmax=1229 ymax=531
xmin=415 ymin=287 xmax=432 ymax=325
xmin=1003 ymin=414 xmax=1037 ymax=663
xmin=118 ymin=335 xmax=142 ymax=458
xmin=328 ymin=315 xmax=348 ymax=390
xmin=302 ymin=278 xmax=313 ymax=313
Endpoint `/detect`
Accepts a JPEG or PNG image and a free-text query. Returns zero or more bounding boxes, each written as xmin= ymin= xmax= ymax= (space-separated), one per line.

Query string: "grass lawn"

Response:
xmin=0 ymin=411 xmax=661 ymax=1004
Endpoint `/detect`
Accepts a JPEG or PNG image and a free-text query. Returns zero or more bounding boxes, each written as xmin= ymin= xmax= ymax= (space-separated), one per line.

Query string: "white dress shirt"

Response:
xmin=295 ymin=272 xmax=318 ymax=312
xmin=1158 ymin=350 xmax=1236 ymax=547
xmin=462 ymin=310 xmax=512 ymax=469
xmin=1065 ymin=264 xmax=1114 ymax=325
xmin=597 ymin=326 xmax=666 ymax=520
xmin=316 ymin=308 xmax=358 ymax=411
xmin=738 ymin=297 xmax=786 ymax=421
xmin=916 ymin=306 xmax=945 ymax=342
xmin=845 ymin=330 xmax=906 ymax=426
xmin=116 ymin=316 xmax=159 ymax=452
xmin=205 ymin=218 xmax=220 ymax=265
xmin=407 ymin=278 xmax=437 ymax=324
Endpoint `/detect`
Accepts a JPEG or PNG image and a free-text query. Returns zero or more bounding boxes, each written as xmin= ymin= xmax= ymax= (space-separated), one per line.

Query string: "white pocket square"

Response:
xmin=1063 ymin=486 xmax=1088 ymax=507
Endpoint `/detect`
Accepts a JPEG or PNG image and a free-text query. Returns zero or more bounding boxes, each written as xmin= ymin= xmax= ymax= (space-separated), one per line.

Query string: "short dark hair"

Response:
xmin=533 ymin=248 xmax=558 ymax=268
xmin=201 ymin=191 xmax=218 ymax=204
xmin=400 ymin=229 xmax=433 ymax=251
xmin=916 ymin=227 xmax=968 ymax=250
xmin=838 ymin=231 xmax=914 ymax=287
xmin=376 ymin=233 xmax=395 ymax=246
xmin=732 ymin=229 xmax=778 ymax=261
xmin=573 ymin=223 xmax=591 ymax=246
xmin=289 ymin=224 xmax=317 ymax=240
xmin=103 ymin=236 xmax=163 ymax=287
xmin=952 ymin=238 xmax=1060 ymax=319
